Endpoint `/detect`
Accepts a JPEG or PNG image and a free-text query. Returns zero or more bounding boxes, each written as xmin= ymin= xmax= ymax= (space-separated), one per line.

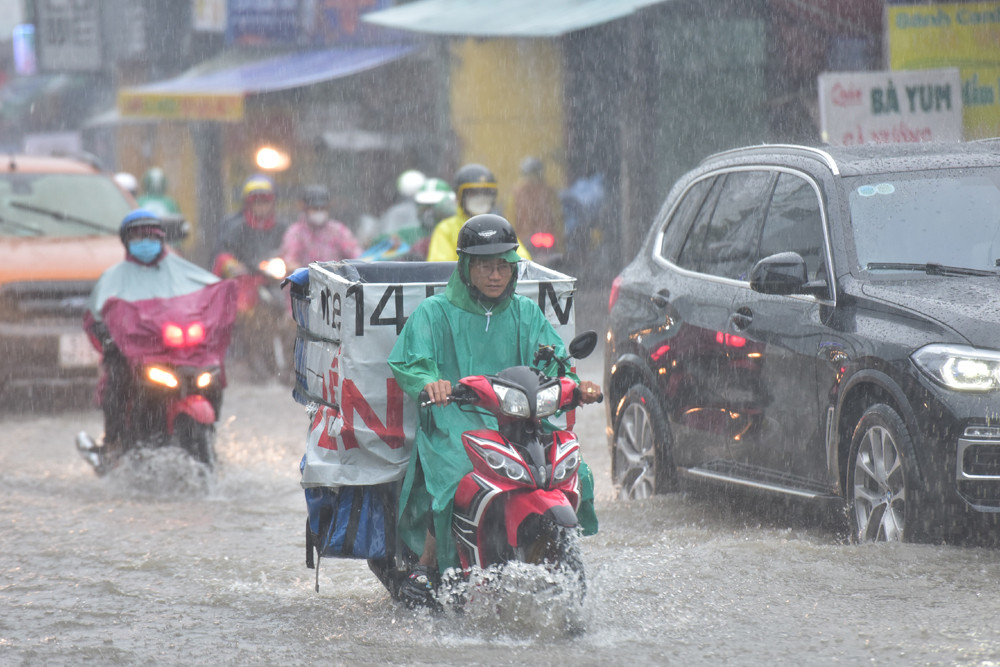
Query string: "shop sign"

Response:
xmin=818 ymin=69 xmax=963 ymax=145
xmin=227 ymin=0 xmax=392 ymax=47
xmin=117 ymin=91 xmax=244 ymax=122
xmin=36 ymin=0 xmax=102 ymax=72
xmin=888 ymin=1 xmax=1000 ymax=139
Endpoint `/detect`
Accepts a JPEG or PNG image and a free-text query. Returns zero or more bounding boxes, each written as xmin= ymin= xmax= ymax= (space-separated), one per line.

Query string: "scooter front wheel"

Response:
xmin=515 ymin=518 xmax=585 ymax=593
xmin=174 ymin=415 xmax=216 ymax=469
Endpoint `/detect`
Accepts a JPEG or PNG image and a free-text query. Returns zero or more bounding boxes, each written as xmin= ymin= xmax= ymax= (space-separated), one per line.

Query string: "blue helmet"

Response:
xmin=119 ymin=208 xmax=164 ymax=243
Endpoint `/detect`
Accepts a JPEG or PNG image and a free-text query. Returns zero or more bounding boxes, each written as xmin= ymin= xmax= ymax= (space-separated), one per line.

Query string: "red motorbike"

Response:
xmin=76 ymin=281 xmax=237 ymax=473
xmin=368 ymin=331 xmax=601 ymax=605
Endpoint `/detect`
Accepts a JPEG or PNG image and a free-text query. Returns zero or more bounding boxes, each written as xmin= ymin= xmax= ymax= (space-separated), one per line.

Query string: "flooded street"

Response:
xmin=6 ymin=353 xmax=1000 ymax=666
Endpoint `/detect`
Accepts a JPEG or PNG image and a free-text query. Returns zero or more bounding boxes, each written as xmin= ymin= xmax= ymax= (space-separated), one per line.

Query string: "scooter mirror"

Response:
xmin=568 ymin=330 xmax=598 ymax=360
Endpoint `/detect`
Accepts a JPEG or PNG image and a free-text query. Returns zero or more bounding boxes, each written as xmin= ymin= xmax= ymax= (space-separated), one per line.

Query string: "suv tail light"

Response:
xmin=609 ymin=275 xmax=623 ymax=312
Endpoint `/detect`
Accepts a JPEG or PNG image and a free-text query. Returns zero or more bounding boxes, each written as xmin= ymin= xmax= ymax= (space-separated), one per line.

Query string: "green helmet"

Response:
xmin=142 ymin=167 xmax=167 ymax=196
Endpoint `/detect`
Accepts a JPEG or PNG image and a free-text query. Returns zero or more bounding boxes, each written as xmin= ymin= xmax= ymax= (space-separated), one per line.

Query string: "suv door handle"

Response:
xmin=730 ymin=307 xmax=753 ymax=330
xmin=651 ymin=289 xmax=670 ymax=308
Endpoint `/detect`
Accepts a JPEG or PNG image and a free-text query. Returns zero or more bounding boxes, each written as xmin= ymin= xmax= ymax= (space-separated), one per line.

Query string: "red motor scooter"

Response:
xmin=76 ymin=281 xmax=237 ymax=474
xmin=367 ymin=331 xmax=601 ymax=605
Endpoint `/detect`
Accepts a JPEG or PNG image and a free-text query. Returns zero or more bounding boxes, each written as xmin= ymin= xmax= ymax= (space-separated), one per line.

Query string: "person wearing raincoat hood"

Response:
xmin=387 ymin=213 xmax=601 ymax=604
xmin=76 ymin=209 xmax=221 ymax=471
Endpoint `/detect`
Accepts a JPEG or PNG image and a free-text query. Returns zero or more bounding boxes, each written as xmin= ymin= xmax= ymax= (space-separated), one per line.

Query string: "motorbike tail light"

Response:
xmin=608 ymin=274 xmax=623 ymax=312
xmin=163 ymin=323 xmax=185 ymax=347
xmin=530 ymin=232 xmax=555 ymax=249
xmin=196 ymin=372 xmax=213 ymax=388
xmin=147 ymin=366 xmax=179 ymax=388
xmin=186 ymin=323 xmax=205 ymax=345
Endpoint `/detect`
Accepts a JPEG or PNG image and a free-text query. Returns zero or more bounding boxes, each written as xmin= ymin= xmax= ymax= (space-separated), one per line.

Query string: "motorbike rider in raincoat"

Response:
xmin=212 ymin=175 xmax=289 ymax=372
xmin=387 ymin=213 xmax=600 ymax=603
xmin=426 ymin=163 xmax=531 ymax=262
xmin=76 ymin=209 xmax=222 ymax=472
xmin=136 ymin=166 xmax=181 ymax=218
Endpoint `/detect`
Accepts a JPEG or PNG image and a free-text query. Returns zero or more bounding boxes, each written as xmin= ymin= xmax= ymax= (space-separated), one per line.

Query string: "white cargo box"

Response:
xmin=290 ymin=260 xmax=577 ymax=489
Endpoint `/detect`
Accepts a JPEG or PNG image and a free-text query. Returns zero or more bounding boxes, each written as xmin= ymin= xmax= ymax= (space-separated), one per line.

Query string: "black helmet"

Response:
xmin=301 ymin=184 xmax=330 ymax=208
xmin=457 ymin=214 xmax=519 ymax=256
xmin=453 ymin=163 xmax=496 ymax=192
xmin=453 ymin=163 xmax=497 ymax=214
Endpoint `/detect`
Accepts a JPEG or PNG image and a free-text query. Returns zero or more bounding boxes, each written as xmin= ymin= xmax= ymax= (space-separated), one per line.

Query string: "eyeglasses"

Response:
xmin=470 ymin=259 xmax=514 ymax=276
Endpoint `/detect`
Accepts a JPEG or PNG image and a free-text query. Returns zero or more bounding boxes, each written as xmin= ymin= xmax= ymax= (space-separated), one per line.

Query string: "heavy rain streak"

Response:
xmin=5 ymin=1 xmax=1000 ymax=666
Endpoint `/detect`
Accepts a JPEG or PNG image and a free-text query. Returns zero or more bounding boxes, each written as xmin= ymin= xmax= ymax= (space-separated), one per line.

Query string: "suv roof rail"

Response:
xmin=703 ymin=144 xmax=840 ymax=176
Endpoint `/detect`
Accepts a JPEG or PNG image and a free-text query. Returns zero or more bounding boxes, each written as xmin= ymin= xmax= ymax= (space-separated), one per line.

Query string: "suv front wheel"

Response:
xmin=612 ymin=385 xmax=675 ymax=499
xmin=847 ymin=404 xmax=919 ymax=543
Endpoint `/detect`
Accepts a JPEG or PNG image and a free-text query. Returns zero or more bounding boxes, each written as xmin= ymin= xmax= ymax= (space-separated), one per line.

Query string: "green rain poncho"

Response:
xmin=387 ymin=255 xmax=598 ymax=571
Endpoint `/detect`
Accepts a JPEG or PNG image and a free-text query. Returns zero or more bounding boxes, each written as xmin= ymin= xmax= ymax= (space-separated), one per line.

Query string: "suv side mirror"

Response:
xmin=750 ymin=252 xmax=808 ymax=295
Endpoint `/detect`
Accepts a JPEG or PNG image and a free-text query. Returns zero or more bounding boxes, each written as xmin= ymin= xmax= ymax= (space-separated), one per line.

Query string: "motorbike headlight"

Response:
xmin=196 ymin=372 xmax=213 ymax=389
xmin=147 ymin=366 xmax=179 ymax=388
xmin=553 ymin=450 xmax=580 ymax=482
xmin=481 ymin=447 xmax=530 ymax=483
xmin=912 ymin=344 xmax=1000 ymax=392
xmin=493 ymin=384 xmax=530 ymax=418
xmin=259 ymin=257 xmax=287 ymax=280
xmin=536 ymin=384 xmax=561 ymax=418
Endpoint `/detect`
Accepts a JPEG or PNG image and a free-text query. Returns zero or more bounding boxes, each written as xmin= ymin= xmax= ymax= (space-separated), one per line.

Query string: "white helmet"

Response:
xmin=397 ymin=170 xmax=426 ymax=198
xmin=114 ymin=172 xmax=139 ymax=196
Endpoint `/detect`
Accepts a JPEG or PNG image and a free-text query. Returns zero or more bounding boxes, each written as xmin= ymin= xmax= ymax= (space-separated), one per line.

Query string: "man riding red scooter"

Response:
xmin=385 ymin=214 xmax=602 ymax=606
xmin=76 ymin=209 xmax=237 ymax=475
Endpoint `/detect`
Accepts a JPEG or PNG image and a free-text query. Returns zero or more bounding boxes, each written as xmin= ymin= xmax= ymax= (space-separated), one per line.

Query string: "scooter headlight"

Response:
xmin=912 ymin=344 xmax=1000 ymax=392
xmin=553 ymin=450 xmax=580 ymax=482
xmin=480 ymin=447 xmax=530 ymax=483
xmin=196 ymin=372 xmax=213 ymax=389
xmin=536 ymin=384 xmax=561 ymax=418
xmin=493 ymin=383 xmax=530 ymax=418
xmin=147 ymin=366 xmax=179 ymax=388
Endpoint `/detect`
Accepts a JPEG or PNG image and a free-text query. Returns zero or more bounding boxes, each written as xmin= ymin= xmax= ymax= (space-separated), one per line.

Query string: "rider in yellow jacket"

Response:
xmin=426 ymin=163 xmax=532 ymax=262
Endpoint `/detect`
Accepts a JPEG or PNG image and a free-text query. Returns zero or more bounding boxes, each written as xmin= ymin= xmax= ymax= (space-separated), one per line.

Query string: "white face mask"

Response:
xmin=464 ymin=194 xmax=495 ymax=216
xmin=307 ymin=210 xmax=329 ymax=226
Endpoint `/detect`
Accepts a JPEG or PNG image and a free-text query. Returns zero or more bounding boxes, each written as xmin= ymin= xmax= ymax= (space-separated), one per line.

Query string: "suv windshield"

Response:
xmin=0 ymin=173 xmax=129 ymax=237
xmin=847 ymin=168 xmax=1000 ymax=273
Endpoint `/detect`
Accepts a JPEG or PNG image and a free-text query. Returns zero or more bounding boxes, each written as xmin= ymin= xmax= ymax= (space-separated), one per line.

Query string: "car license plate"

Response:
xmin=59 ymin=332 xmax=101 ymax=368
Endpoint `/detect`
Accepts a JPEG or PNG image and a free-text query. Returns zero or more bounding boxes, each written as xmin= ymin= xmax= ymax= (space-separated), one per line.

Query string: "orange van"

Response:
xmin=0 ymin=155 xmax=135 ymax=394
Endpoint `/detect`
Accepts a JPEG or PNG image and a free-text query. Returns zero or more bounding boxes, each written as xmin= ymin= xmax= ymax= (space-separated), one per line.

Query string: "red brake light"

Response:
xmin=716 ymin=331 xmax=747 ymax=348
xmin=163 ymin=321 xmax=206 ymax=347
xmin=609 ymin=275 xmax=623 ymax=312
xmin=530 ymin=232 xmax=555 ymax=249
xmin=186 ymin=322 xmax=205 ymax=345
xmin=163 ymin=323 xmax=185 ymax=347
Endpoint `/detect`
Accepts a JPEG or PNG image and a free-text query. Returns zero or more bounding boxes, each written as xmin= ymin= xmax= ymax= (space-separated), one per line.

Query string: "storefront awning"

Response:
xmin=118 ymin=44 xmax=416 ymax=122
xmin=361 ymin=0 xmax=672 ymax=38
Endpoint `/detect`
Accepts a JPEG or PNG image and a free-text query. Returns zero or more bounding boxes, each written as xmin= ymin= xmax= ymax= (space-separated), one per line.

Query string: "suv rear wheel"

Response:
xmin=612 ymin=385 xmax=675 ymax=499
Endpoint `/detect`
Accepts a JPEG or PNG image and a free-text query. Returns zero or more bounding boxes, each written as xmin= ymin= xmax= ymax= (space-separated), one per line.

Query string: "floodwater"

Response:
xmin=6 ymin=353 xmax=1000 ymax=666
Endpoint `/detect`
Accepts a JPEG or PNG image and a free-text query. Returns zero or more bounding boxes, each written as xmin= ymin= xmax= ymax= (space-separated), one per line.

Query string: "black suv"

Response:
xmin=605 ymin=141 xmax=1000 ymax=543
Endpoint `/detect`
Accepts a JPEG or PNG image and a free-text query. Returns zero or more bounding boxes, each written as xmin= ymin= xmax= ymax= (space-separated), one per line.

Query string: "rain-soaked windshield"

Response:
xmin=847 ymin=169 xmax=1000 ymax=273
xmin=0 ymin=173 xmax=129 ymax=237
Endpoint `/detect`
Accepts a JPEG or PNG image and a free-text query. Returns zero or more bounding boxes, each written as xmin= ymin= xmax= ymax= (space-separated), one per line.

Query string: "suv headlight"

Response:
xmin=912 ymin=344 xmax=1000 ymax=392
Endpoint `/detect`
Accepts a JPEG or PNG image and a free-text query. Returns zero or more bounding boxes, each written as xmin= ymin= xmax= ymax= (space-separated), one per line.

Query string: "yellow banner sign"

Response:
xmin=889 ymin=1 xmax=1000 ymax=139
xmin=118 ymin=91 xmax=244 ymax=122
